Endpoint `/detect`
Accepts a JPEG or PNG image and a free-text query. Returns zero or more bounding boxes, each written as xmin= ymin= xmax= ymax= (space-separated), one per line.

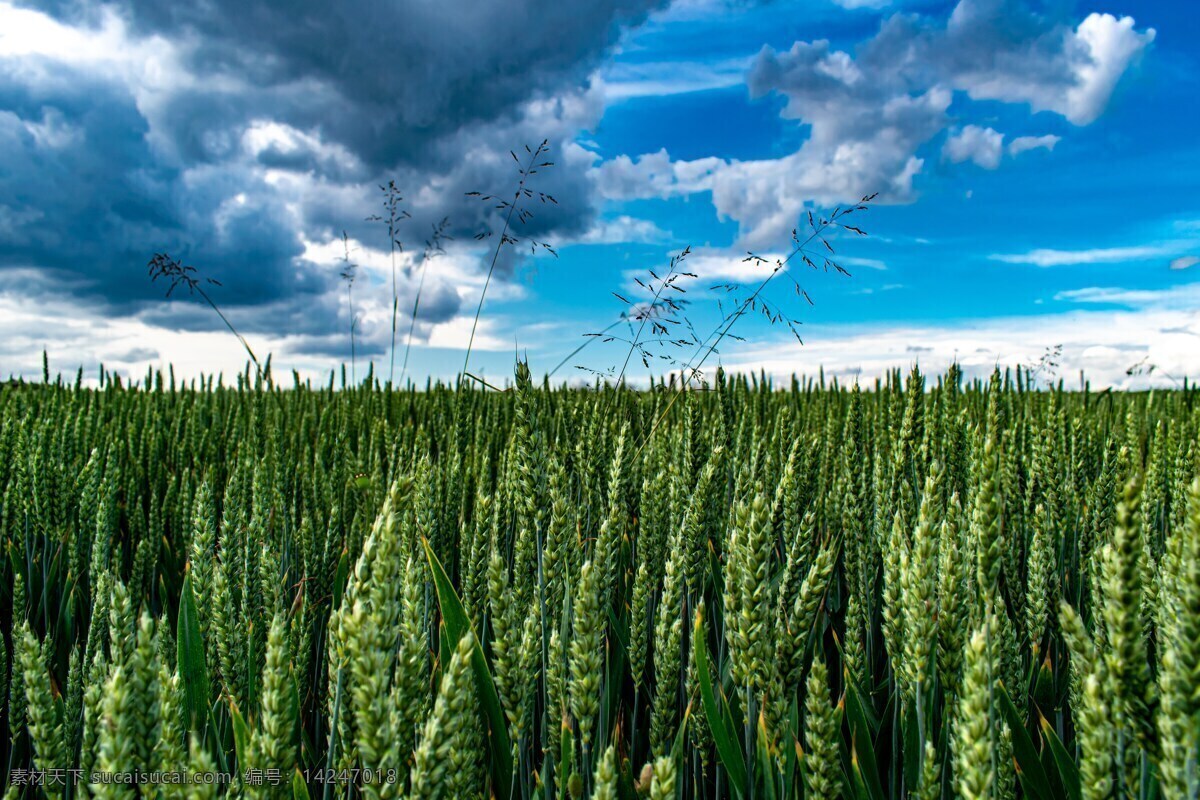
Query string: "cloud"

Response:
xmin=942 ymin=126 xmax=1059 ymax=168
xmin=592 ymin=0 xmax=1153 ymax=248
xmin=1054 ymin=281 xmax=1200 ymax=310
xmin=832 ymin=0 xmax=889 ymax=8
xmin=943 ymin=125 xmax=1004 ymax=169
xmin=990 ymin=244 xmax=1179 ymax=267
xmin=616 ymin=245 xmax=880 ymax=310
xmin=592 ymin=148 xmax=725 ymax=200
xmin=840 ymin=256 xmax=888 ymax=271
xmin=598 ymin=57 xmax=751 ymax=100
xmin=1169 ymin=256 xmax=1199 ymax=271
xmin=0 ymin=272 xmax=519 ymax=384
xmin=1008 ymin=134 xmax=1060 ymax=155
xmin=0 ymin=0 xmax=666 ymax=360
xmin=1054 ymin=286 xmax=1182 ymax=307
xmin=719 ymin=301 xmax=1200 ymax=390
xmin=577 ymin=215 xmax=673 ymax=244
xmin=111 ymin=346 xmax=160 ymax=362
xmin=18 ymin=0 xmax=668 ymax=170
xmin=875 ymin=3 xmax=1155 ymax=125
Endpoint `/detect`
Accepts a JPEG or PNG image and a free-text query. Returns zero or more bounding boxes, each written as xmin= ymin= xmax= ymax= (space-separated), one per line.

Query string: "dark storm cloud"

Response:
xmin=0 ymin=61 xmax=330 ymax=317
xmin=1 ymin=0 xmax=667 ymax=347
xmin=33 ymin=0 xmax=666 ymax=169
xmin=111 ymin=346 xmax=160 ymax=362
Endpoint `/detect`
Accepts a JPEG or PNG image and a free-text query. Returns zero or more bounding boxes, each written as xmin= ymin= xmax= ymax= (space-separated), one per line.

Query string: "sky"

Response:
xmin=1 ymin=0 xmax=1197 ymax=388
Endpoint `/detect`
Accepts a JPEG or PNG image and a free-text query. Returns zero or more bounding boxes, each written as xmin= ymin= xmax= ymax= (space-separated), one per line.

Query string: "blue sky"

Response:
xmin=1 ymin=0 xmax=1196 ymax=387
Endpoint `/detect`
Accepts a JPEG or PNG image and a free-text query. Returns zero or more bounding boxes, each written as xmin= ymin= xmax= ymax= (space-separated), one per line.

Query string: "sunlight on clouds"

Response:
xmin=1008 ymin=134 xmax=1060 ymax=156
xmin=990 ymin=244 xmax=1186 ymax=267
xmin=592 ymin=1 xmax=1155 ymax=249
xmin=578 ymin=215 xmax=674 ymax=245
xmin=723 ymin=305 xmax=1200 ymax=390
xmin=0 ymin=289 xmax=511 ymax=386
xmin=596 ymin=59 xmax=751 ymax=100
xmin=1064 ymin=14 xmax=1156 ymax=125
xmin=425 ymin=315 xmax=508 ymax=352
xmin=242 ymin=121 xmax=363 ymax=172
xmin=0 ymin=1 xmax=223 ymax=112
xmin=943 ymin=125 xmax=1004 ymax=169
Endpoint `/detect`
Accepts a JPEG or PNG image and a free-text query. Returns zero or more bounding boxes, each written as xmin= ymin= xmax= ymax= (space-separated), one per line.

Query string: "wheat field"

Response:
xmin=0 ymin=362 xmax=1197 ymax=799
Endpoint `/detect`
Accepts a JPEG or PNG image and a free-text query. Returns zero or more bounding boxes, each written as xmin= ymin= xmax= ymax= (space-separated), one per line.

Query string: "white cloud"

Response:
xmin=615 ymin=244 xmax=887 ymax=305
xmin=593 ymin=73 xmax=946 ymax=247
xmin=1169 ymin=256 xmax=1199 ymax=271
xmin=423 ymin=314 xmax=508 ymax=352
xmin=840 ymin=256 xmax=888 ymax=271
xmin=0 ymin=2 xmax=174 ymax=73
xmin=0 ymin=277 xmax=518 ymax=386
xmin=831 ymin=0 xmax=890 ymax=8
xmin=1008 ymin=134 xmax=1060 ymax=156
xmin=1054 ymin=281 xmax=1200 ymax=312
xmin=1054 ymin=286 xmax=1182 ymax=306
xmin=940 ymin=8 xmax=1155 ymax=125
xmin=591 ymin=148 xmax=723 ymax=200
xmin=0 ymin=1 xmax=239 ymax=147
xmin=990 ymin=244 xmax=1179 ymax=267
xmin=943 ymin=125 xmax=1004 ymax=169
xmin=592 ymin=2 xmax=1153 ymax=249
xmin=1063 ymin=14 xmax=1156 ymax=125
xmin=596 ymin=58 xmax=751 ymax=100
xmin=241 ymin=120 xmax=362 ymax=173
xmin=719 ymin=301 xmax=1200 ymax=390
xmin=578 ymin=215 xmax=673 ymax=244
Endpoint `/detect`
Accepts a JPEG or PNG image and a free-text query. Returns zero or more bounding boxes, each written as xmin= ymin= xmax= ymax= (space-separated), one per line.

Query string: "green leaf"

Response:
xmin=423 ymin=537 xmax=514 ymax=800
xmin=757 ymin=712 xmax=778 ymax=800
xmin=558 ymin=717 xmax=574 ymax=800
xmin=245 ymin=622 xmax=260 ymax=715
xmin=902 ymin=698 xmax=922 ymax=784
xmin=330 ymin=550 xmax=350 ymax=612
xmin=176 ymin=572 xmax=210 ymax=731
xmin=844 ymin=750 xmax=872 ymax=800
xmin=671 ymin=701 xmax=692 ymax=764
xmin=692 ymin=606 xmax=746 ymax=797
xmin=230 ymin=701 xmax=251 ymax=773
xmin=607 ymin=605 xmax=630 ymax=653
xmin=287 ymin=671 xmax=302 ymax=750
xmin=1038 ymin=710 xmax=1081 ymax=800
xmin=844 ymin=683 xmax=885 ymax=800
xmin=603 ymin=616 xmax=627 ymax=763
xmin=999 ymin=686 xmax=1054 ymax=800
xmin=292 ymin=768 xmax=312 ymax=800
xmin=1032 ymin=653 xmax=1055 ymax=711
xmin=783 ymin=698 xmax=800 ymax=800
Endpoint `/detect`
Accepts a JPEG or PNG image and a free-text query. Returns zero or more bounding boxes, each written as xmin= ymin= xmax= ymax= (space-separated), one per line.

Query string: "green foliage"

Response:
xmin=0 ymin=364 xmax=1197 ymax=799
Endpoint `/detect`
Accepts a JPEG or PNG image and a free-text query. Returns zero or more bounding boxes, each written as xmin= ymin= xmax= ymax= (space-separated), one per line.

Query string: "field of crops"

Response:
xmin=0 ymin=363 xmax=1197 ymax=800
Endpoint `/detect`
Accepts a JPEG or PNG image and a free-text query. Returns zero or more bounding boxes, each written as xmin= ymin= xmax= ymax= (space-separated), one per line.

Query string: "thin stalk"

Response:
xmin=547 ymin=319 xmax=623 ymax=379
xmin=614 ymin=258 xmax=683 ymax=389
xmin=347 ymin=280 xmax=357 ymax=386
xmin=198 ymin=287 xmax=263 ymax=378
xmin=463 ymin=142 xmax=549 ymax=376
xmin=389 ymin=249 xmax=398 ymax=386
xmin=463 ymin=193 xmax=518 ymax=377
xmin=399 ymin=261 xmax=426 ymax=389
xmin=631 ymin=687 xmax=640 ymax=764
xmin=400 ymin=220 xmax=449 ymax=389
xmin=368 ymin=181 xmax=409 ymax=388
xmin=634 ymin=210 xmax=851 ymax=459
